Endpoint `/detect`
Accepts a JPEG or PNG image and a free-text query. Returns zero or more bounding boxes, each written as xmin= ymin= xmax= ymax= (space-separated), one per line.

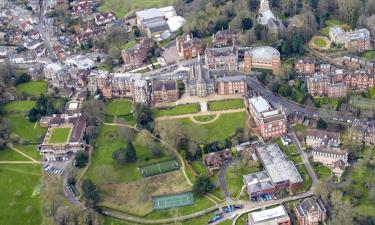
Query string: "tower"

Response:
xmin=259 ymin=0 xmax=271 ymax=12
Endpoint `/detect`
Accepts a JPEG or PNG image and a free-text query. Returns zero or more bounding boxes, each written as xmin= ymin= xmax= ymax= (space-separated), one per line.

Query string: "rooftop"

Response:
xmin=248 ymin=96 xmax=273 ymax=114
xmin=248 ymin=205 xmax=290 ymax=225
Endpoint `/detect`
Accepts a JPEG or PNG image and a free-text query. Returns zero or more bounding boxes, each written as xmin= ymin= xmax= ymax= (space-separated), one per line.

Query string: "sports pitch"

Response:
xmin=152 ymin=192 xmax=194 ymax=210
xmin=139 ymin=159 xmax=180 ymax=177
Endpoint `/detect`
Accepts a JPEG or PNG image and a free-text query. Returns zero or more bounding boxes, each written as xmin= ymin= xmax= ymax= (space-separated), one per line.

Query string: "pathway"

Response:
xmin=190 ymin=114 xmax=220 ymax=124
xmin=218 ymin=159 xmax=233 ymax=201
xmin=8 ymin=144 xmax=40 ymax=163
xmin=155 ymin=108 xmax=247 ymax=121
xmin=0 ymin=161 xmax=41 ymax=164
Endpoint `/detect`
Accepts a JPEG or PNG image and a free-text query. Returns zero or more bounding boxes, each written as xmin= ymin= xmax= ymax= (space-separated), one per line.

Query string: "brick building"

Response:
xmin=294 ymin=197 xmax=327 ymax=225
xmin=121 ymin=38 xmax=155 ymax=69
xmin=205 ymin=46 xmax=238 ymax=71
xmin=344 ymin=70 xmax=375 ymax=91
xmin=352 ymin=121 xmax=375 ymax=145
xmin=248 ymin=95 xmax=287 ymax=139
xmin=295 ymin=57 xmax=315 ymax=74
xmin=212 ymin=29 xmax=239 ymax=47
xmin=216 ymin=75 xmax=247 ymax=95
xmin=329 ymin=27 xmax=371 ymax=52
xmin=311 ymin=148 xmax=348 ymax=167
xmin=94 ymin=12 xmax=116 ymax=26
xmin=248 ymin=205 xmax=291 ymax=225
xmin=152 ymin=80 xmax=179 ymax=103
xmin=176 ymin=35 xmax=203 ymax=60
xmin=307 ymin=73 xmax=347 ymax=98
xmin=242 ymin=46 xmax=281 ymax=74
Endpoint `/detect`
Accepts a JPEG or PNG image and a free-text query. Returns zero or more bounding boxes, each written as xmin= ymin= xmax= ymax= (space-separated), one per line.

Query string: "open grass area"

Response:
xmin=208 ymin=99 xmax=245 ymax=111
xmin=193 ymin=115 xmax=216 ymax=122
xmin=361 ymin=50 xmax=375 ymax=60
xmin=275 ymin=140 xmax=302 ymax=164
xmin=0 ymin=164 xmax=42 ymax=225
xmin=16 ymin=80 xmax=47 ymax=97
xmin=235 ymin=212 xmax=248 ymax=225
xmin=225 ymin=162 xmax=261 ymax=198
xmin=84 ymin=125 xmax=172 ymax=184
xmin=314 ymin=163 xmax=331 ymax=181
xmin=296 ymin=165 xmax=312 ymax=192
xmin=0 ymin=146 xmax=29 ymax=161
xmin=121 ymin=40 xmax=137 ymax=50
xmin=105 ymin=100 xmax=133 ymax=116
xmin=48 ymin=127 xmax=71 ymax=143
xmin=14 ymin=144 xmax=42 ymax=161
xmin=313 ymin=37 xmax=329 ymax=48
xmin=4 ymin=101 xmax=36 ymax=113
xmin=154 ymin=104 xmax=200 ymax=117
xmin=6 ymin=113 xmax=47 ymax=143
xmin=313 ymin=97 xmax=340 ymax=109
xmin=169 ymin=112 xmax=247 ymax=144
xmin=99 ymin=0 xmax=175 ymax=18
xmin=320 ymin=19 xmax=351 ymax=36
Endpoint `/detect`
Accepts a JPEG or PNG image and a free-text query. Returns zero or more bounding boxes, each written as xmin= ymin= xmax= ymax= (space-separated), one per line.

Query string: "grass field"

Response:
xmin=105 ymin=100 xmax=132 ymax=116
xmin=275 ymin=140 xmax=303 ymax=165
xmin=208 ymin=99 xmax=245 ymax=111
xmin=320 ymin=19 xmax=351 ymax=36
xmin=0 ymin=146 xmax=29 ymax=161
xmin=361 ymin=50 xmax=375 ymax=60
xmin=6 ymin=113 xmax=47 ymax=143
xmin=16 ymin=80 xmax=47 ymax=97
xmin=193 ymin=115 xmax=217 ymax=122
xmin=314 ymin=164 xmax=331 ymax=181
xmin=140 ymin=159 xmax=180 ymax=177
xmin=4 ymin=101 xmax=36 ymax=113
xmin=313 ymin=37 xmax=329 ymax=48
xmin=169 ymin=112 xmax=247 ymax=144
xmin=14 ymin=144 xmax=42 ymax=161
xmin=84 ymin=125 xmax=172 ymax=184
xmin=99 ymin=0 xmax=175 ymax=18
xmin=0 ymin=164 xmax=42 ymax=225
xmin=225 ymin=163 xmax=261 ymax=198
xmin=48 ymin=127 xmax=71 ymax=143
xmin=154 ymin=104 xmax=199 ymax=117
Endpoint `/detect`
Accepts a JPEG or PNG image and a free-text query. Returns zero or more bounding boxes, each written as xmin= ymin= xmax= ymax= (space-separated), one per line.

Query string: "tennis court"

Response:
xmin=152 ymin=192 xmax=194 ymax=210
xmin=139 ymin=159 xmax=180 ymax=177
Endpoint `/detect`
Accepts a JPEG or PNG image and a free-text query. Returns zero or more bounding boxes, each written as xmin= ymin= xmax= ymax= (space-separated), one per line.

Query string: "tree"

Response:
xmin=81 ymin=99 xmax=105 ymax=126
xmin=74 ymin=151 xmax=89 ymax=168
xmin=135 ymin=104 xmax=153 ymax=130
xmin=193 ymin=175 xmax=214 ymax=196
xmin=151 ymin=146 xmax=163 ymax=158
xmin=81 ymin=179 xmax=100 ymax=208
xmin=317 ymin=118 xmax=328 ymax=129
xmin=124 ymin=142 xmax=137 ymax=163
xmin=112 ymin=148 xmax=126 ymax=165
xmin=241 ymin=17 xmax=253 ymax=30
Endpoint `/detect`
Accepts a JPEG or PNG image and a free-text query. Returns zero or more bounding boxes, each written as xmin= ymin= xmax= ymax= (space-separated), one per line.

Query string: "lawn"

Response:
xmin=208 ymin=99 xmax=245 ymax=111
xmin=193 ymin=115 xmax=217 ymax=122
xmin=296 ymin=165 xmax=312 ymax=192
xmin=235 ymin=212 xmax=248 ymax=225
xmin=176 ymin=112 xmax=247 ymax=144
xmin=105 ymin=100 xmax=133 ymax=116
xmin=320 ymin=19 xmax=352 ymax=36
xmin=313 ymin=37 xmax=329 ymax=48
xmin=14 ymin=144 xmax=42 ymax=161
xmin=225 ymin=162 xmax=261 ymax=198
xmin=16 ymin=80 xmax=47 ymax=97
xmin=84 ymin=125 xmax=172 ymax=184
xmin=0 ymin=146 xmax=29 ymax=161
xmin=99 ymin=0 xmax=176 ymax=18
xmin=121 ymin=40 xmax=137 ymax=50
xmin=0 ymin=164 xmax=42 ymax=225
xmin=154 ymin=103 xmax=199 ymax=117
xmin=48 ymin=127 xmax=71 ymax=143
xmin=275 ymin=140 xmax=302 ymax=164
xmin=314 ymin=163 xmax=331 ymax=181
xmin=313 ymin=97 xmax=340 ymax=109
xmin=6 ymin=113 xmax=47 ymax=143
xmin=4 ymin=101 xmax=36 ymax=113
xmin=361 ymin=50 xmax=375 ymax=60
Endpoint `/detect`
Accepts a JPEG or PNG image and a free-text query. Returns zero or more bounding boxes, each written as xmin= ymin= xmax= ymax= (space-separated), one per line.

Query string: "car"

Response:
xmin=333 ymin=118 xmax=338 ymax=121
xmin=347 ymin=120 xmax=352 ymax=123
xmin=339 ymin=118 xmax=344 ymax=122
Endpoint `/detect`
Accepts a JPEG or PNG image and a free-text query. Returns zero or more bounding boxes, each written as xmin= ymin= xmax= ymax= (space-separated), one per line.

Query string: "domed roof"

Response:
xmin=249 ymin=46 xmax=280 ymax=61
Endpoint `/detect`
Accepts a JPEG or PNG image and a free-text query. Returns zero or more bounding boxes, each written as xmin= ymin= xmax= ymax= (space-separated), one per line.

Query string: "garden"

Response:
xmin=208 ymin=99 xmax=245 ymax=111
xmin=154 ymin=103 xmax=200 ymax=117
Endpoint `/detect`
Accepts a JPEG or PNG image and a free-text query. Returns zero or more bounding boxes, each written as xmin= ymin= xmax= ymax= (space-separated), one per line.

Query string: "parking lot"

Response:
xmin=43 ymin=155 xmax=71 ymax=176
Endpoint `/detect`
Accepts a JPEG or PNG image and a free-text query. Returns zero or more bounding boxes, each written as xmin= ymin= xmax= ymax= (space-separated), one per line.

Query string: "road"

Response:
xmin=218 ymin=159 xmax=233 ymax=201
xmin=34 ymin=0 xmax=58 ymax=62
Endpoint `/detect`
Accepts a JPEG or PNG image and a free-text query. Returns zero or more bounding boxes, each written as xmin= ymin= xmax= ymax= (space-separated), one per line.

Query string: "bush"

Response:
xmin=193 ymin=175 xmax=214 ymax=196
xmin=74 ymin=151 xmax=89 ymax=168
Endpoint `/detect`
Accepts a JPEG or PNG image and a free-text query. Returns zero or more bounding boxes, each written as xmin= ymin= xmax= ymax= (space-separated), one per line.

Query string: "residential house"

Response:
xmin=71 ymin=1 xmax=94 ymax=16
xmin=352 ymin=121 xmax=375 ymax=145
xmin=94 ymin=12 xmax=116 ymax=26
xmin=76 ymin=28 xmax=106 ymax=45
xmin=311 ymin=147 xmax=348 ymax=167
xmin=294 ymin=197 xmax=327 ymax=225
xmin=305 ymin=130 xmax=340 ymax=148
xmin=203 ymin=149 xmax=232 ymax=173
xmin=295 ymin=57 xmax=315 ymax=75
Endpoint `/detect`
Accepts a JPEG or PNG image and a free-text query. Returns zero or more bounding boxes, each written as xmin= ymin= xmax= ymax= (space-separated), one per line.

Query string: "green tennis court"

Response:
xmin=152 ymin=192 xmax=194 ymax=210
xmin=139 ymin=159 xmax=180 ymax=177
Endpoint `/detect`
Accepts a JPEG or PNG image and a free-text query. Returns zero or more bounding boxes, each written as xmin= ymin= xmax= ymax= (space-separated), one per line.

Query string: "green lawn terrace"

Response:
xmin=98 ymin=0 xmax=176 ymax=18
xmin=16 ymin=80 xmax=47 ymax=97
xmin=6 ymin=113 xmax=47 ymax=143
xmin=104 ymin=99 xmax=136 ymax=125
xmin=4 ymin=100 xmax=36 ymax=113
xmin=153 ymin=103 xmax=200 ymax=117
xmin=47 ymin=127 xmax=72 ymax=144
xmin=320 ymin=19 xmax=352 ymax=37
xmin=208 ymin=99 xmax=245 ymax=111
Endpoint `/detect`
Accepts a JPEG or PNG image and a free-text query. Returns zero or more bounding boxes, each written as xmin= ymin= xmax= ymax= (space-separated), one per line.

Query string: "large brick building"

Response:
xmin=248 ymin=95 xmax=287 ymax=139
xmin=121 ymin=38 xmax=155 ymax=69
xmin=295 ymin=57 xmax=315 ymax=74
xmin=294 ymin=198 xmax=327 ymax=225
xmin=344 ymin=70 xmax=375 ymax=91
xmin=212 ymin=29 xmax=239 ymax=47
xmin=307 ymin=73 xmax=347 ymax=98
xmin=205 ymin=46 xmax=238 ymax=71
xmin=176 ymin=35 xmax=203 ymax=60
xmin=242 ymin=46 xmax=281 ymax=74
xmin=152 ymin=80 xmax=179 ymax=103
xmin=329 ymin=27 xmax=371 ymax=52
xmin=216 ymin=75 xmax=247 ymax=95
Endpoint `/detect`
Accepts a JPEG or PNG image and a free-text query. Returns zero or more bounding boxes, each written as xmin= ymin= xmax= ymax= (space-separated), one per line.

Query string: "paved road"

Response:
xmin=218 ymin=159 xmax=233 ymax=201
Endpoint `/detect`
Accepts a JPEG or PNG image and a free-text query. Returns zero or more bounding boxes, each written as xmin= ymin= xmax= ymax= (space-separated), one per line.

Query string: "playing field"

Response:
xmin=105 ymin=100 xmax=132 ymax=116
xmin=152 ymin=192 xmax=194 ymax=210
xmin=48 ymin=127 xmax=71 ymax=143
xmin=139 ymin=159 xmax=180 ymax=177
xmin=16 ymin=80 xmax=47 ymax=97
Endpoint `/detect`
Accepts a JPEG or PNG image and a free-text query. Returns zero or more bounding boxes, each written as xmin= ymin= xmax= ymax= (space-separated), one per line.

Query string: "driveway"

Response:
xmin=218 ymin=159 xmax=233 ymax=201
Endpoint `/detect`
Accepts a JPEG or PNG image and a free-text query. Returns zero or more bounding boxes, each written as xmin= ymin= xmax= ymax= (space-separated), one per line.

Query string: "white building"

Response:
xmin=65 ymin=55 xmax=95 ymax=70
xmin=248 ymin=205 xmax=291 ymax=225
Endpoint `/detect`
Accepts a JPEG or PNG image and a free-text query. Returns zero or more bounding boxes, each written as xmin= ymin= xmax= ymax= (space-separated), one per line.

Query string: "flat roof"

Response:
xmin=249 ymin=96 xmax=273 ymax=114
xmin=249 ymin=206 xmax=290 ymax=225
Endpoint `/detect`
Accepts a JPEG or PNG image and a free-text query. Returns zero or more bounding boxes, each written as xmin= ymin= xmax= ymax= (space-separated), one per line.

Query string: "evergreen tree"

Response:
xmin=193 ymin=175 xmax=214 ymax=196
xmin=124 ymin=142 xmax=137 ymax=163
